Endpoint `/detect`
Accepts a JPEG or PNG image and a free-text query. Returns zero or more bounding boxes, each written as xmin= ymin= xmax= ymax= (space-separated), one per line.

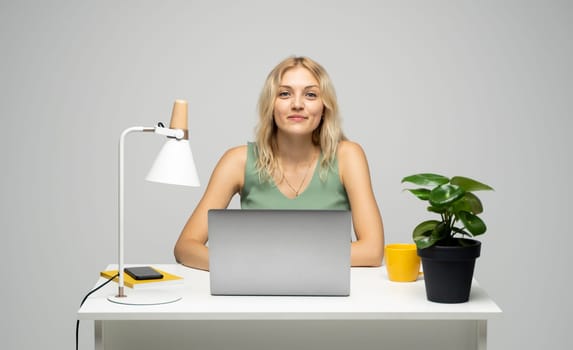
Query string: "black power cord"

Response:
xmin=76 ymin=273 xmax=118 ymax=350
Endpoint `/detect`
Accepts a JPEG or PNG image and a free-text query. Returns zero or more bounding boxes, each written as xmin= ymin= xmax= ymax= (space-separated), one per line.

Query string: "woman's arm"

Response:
xmin=174 ymin=146 xmax=247 ymax=270
xmin=338 ymin=141 xmax=385 ymax=266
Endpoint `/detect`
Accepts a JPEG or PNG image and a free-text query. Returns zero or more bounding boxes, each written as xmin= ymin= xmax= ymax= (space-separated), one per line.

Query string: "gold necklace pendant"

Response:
xmin=282 ymin=173 xmax=303 ymax=196
xmin=281 ymin=154 xmax=315 ymax=197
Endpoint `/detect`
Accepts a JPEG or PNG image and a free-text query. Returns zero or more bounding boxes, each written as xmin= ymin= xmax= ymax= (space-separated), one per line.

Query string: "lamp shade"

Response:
xmin=146 ymin=138 xmax=200 ymax=187
xmin=145 ymin=99 xmax=200 ymax=187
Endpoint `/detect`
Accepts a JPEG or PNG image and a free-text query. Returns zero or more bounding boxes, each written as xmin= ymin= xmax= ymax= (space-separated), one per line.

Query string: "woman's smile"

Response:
xmin=287 ymin=114 xmax=308 ymax=121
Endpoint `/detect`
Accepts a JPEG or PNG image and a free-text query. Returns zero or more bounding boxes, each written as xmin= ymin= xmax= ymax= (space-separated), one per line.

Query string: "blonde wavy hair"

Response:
xmin=255 ymin=56 xmax=346 ymax=182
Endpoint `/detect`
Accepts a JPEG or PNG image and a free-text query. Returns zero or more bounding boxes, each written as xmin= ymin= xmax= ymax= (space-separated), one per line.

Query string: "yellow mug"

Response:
xmin=384 ymin=243 xmax=421 ymax=282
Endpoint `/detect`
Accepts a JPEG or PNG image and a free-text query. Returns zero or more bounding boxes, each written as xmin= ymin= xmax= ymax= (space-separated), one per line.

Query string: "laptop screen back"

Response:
xmin=208 ymin=209 xmax=351 ymax=296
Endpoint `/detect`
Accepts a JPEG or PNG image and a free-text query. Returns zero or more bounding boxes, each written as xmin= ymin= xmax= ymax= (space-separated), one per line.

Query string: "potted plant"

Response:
xmin=401 ymin=173 xmax=493 ymax=303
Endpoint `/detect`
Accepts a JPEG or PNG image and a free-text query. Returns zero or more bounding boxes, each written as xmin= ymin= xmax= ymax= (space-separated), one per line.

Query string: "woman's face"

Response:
xmin=273 ymin=66 xmax=324 ymax=138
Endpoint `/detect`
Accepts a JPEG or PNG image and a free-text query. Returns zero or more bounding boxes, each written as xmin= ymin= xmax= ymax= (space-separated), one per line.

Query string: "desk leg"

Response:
xmin=94 ymin=321 xmax=103 ymax=350
xmin=477 ymin=320 xmax=487 ymax=350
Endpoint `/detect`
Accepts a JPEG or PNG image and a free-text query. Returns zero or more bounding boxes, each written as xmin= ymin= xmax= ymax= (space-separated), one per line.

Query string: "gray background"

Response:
xmin=2 ymin=0 xmax=571 ymax=349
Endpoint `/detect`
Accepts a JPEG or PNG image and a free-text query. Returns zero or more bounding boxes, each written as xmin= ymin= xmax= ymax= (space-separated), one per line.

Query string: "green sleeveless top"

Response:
xmin=241 ymin=142 xmax=350 ymax=210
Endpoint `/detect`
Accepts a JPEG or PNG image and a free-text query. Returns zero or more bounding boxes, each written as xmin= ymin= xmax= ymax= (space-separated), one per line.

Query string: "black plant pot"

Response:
xmin=417 ymin=239 xmax=481 ymax=303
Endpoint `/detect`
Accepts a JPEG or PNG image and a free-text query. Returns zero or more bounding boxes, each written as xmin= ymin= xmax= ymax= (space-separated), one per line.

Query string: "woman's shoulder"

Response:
xmin=217 ymin=144 xmax=248 ymax=168
xmin=337 ymin=140 xmax=366 ymax=159
xmin=223 ymin=145 xmax=248 ymax=159
xmin=336 ymin=140 xmax=370 ymax=175
xmin=224 ymin=144 xmax=248 ymax=156
xmin=336 ymin=140 xmax=372 ymax=186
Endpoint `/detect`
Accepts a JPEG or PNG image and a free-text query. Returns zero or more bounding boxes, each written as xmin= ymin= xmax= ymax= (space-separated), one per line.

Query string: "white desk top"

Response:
xmin=77 ymin=264 xmax=502 ymax=321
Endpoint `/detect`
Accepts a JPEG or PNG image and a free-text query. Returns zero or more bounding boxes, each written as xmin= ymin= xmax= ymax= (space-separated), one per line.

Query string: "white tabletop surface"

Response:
xmin=77 ymin=264 xmax=502 ymax=321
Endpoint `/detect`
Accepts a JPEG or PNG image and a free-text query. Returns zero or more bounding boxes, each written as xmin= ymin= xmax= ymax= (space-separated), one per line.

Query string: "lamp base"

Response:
xmin=107 ymin=289 xmax=182 ymax=305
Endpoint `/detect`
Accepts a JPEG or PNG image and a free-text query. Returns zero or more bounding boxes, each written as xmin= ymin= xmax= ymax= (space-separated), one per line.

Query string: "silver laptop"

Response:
xmin=208 ymin=209 xmax=351 ymax=296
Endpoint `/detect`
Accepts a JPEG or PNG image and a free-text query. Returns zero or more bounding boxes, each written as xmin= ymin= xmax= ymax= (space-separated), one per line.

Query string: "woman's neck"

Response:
xmin=275 ymin=133 xmax=318 ymax=164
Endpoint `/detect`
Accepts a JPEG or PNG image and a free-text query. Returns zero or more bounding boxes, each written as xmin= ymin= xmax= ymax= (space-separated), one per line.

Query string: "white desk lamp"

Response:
xmin=107 ymin=99 xmax=200 ymax=305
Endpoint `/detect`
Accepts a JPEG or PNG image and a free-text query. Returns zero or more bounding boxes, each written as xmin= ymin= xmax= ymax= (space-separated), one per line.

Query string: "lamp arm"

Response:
xmin=117 ymin=127 xmax=145 ymax=297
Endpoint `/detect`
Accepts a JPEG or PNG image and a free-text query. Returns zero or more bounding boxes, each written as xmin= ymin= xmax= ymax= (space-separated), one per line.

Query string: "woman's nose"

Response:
xmin=291 ymin=95 xmax=304 ymax=110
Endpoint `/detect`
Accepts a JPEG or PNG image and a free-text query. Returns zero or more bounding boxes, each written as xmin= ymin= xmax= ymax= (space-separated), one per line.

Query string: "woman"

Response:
xmin=174 ymin=56 xmax=384 ymax=271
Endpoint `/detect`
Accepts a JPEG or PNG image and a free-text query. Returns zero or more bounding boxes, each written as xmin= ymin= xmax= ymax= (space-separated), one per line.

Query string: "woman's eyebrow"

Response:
xmin=278 ymin=84 xmax=319 ymax=89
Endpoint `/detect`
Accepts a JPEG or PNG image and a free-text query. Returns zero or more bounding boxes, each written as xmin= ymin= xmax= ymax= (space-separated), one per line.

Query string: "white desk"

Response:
xmin=78 ymin=264 xmax=501 ymax=350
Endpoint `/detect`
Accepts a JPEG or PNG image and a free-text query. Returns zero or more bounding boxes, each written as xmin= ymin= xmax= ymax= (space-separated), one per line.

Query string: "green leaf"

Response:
xmin=413 ymin=220 xmax=440 ymax=249
xmin=453 ymin=192 xmax=483 ymax=215
xmin=457 ymin=211 xmax=487 ymax=236
xmin=402 ymin=173 xmax=449 ymax=187
xmin=413 ymin=235 xmax=434 ymax=249
xmin=404 ymin=188 xmax=431 ymax=200
xmin=431 ymin=222 xmax=450 ymax=241
xmin=451 ymin=176 xmax=493 ymax=192
xmin=429 ymin=184 xmax=465 ymax=207
xmin=427 ymin=205 xmax=446 ymax=214
xmin=413 ymin=220 xmax=439 ymax=237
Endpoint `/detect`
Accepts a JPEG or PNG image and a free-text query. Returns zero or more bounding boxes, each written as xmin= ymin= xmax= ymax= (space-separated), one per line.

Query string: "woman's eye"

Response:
xmin=306 ymin=92 xmax=318 ymax=99
xmin=278 ymin=91 xmax=291 ymax=98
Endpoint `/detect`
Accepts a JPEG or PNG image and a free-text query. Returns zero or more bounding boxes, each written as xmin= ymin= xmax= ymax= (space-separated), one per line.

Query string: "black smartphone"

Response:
xmin=124 ymin=266 xmax=164 ymax=280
